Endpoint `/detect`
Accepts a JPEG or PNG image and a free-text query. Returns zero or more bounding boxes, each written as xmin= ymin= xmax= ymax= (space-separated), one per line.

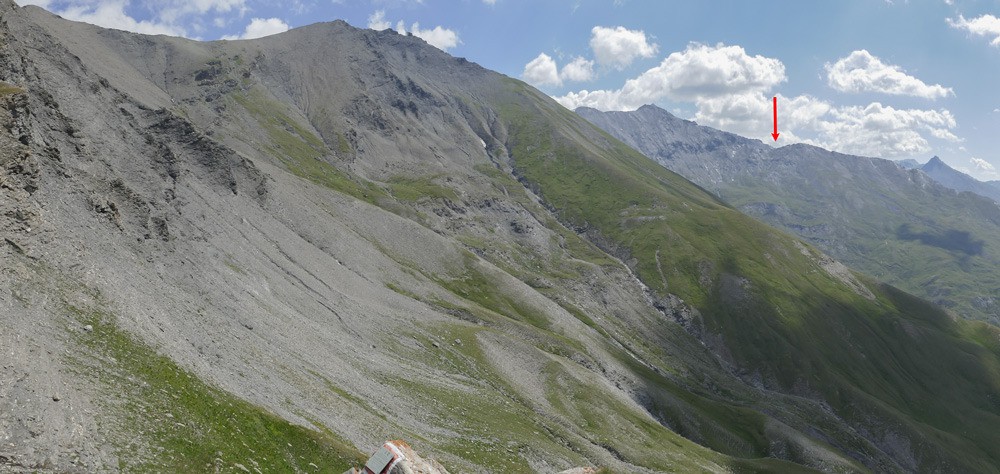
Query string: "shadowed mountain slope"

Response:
xmin=2 ymin=3 xmax=1000 ymax=472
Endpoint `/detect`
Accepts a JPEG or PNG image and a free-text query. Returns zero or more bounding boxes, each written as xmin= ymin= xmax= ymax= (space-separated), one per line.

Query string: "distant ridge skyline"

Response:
xmin=14 ymin=0 xmax=1000 ymax=180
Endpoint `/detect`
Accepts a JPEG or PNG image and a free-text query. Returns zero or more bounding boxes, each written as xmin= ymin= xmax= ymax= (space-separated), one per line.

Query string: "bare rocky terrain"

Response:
xmin=2 ymin=2 xmax=1000 ymax=473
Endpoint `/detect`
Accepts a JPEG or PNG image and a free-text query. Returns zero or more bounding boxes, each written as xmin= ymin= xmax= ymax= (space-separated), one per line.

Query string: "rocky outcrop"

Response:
xmin=0 ymin=91 xmax=39 ymax=248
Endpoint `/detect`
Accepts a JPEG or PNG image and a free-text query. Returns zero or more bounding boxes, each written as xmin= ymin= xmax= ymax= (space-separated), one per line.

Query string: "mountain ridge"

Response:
xmin=579 ymin=103 xmax=1000 ymax=325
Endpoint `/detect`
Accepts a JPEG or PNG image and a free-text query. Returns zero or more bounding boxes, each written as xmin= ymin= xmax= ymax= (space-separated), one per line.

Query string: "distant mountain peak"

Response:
xmin=636 ymin=103 xmax=667 ymax=113
xmin=925 ymin=156 xmax=947 ymax=168
xmin=576 ymin=104 xmax=681 ymax=121
xmin=914 ymin=156 xmax=1000 ymax=201
xmin=635 ymin=104 xmax=683 ymax=120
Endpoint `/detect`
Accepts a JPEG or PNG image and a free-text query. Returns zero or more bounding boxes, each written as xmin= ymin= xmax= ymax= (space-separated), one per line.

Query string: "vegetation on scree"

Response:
xmin=232 ymin=87 xmax=388 ymax=205
xmin=64 ymin=302 xmax=365 ymax=472
xmin=0 ymin=81 xmax=24 ymax=96
xmin=387 ymin=175 xmax=458 ymax=202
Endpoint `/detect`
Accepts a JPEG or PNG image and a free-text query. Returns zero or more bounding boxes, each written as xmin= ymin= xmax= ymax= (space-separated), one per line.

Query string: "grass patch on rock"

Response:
xmin=0 ymin=81 xmax=24 ymax=96
xmin=233 ymin=87 xmax=387 ymax=205
xmin=64 ymin=304 xmax=365 ymax=472
xmin=387 ymin=175 xmax=458 ymax=202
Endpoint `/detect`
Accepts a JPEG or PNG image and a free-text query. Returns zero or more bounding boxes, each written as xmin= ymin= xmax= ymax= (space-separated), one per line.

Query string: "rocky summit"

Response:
xmin=2 ymin=2 xmax=1000 ymax=473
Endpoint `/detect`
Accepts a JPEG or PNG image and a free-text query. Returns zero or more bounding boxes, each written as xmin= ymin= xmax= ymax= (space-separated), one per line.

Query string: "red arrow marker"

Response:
xmin=771 ymin=96 xmax=780 ymax=141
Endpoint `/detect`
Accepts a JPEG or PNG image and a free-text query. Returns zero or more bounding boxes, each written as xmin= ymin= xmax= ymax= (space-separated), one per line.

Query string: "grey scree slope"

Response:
xmin=2 ymin=1 xmax=992 ymax=472
xmin=0 ymin=4 xmax=715 ymax=472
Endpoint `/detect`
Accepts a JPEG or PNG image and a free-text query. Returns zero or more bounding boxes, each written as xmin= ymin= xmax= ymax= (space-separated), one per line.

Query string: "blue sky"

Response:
xmin=15 ymin=0 xmax=1000 ymax=180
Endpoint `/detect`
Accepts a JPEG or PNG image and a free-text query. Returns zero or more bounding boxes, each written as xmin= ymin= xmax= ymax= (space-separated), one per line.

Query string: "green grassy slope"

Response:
xmin=721 ymin=148 xmax=1000 ymax=326
xmin=10 ymin=257 xmax=369 ymax=473
xmin=491 ymin=79 xmax=1000 ymax=473
xmin=578 ymin=106 xmax=1000 ymax=325
xmin=70 ymin=306 xmax=369 ymax=473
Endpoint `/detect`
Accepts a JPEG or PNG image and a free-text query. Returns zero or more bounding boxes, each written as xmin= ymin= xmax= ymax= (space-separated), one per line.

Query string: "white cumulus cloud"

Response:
xmin=366 ymin=10 xmax=460 ymax=51
xmin=643 ymin=43 xmax=785 ymax=101
xmin=559 ymin=56 xmax=595 ymax=82
xmin=970 ymin=157 xmax=999 ymax=180
xmin=408 ymin=23 xmax=460 ymax=51
xmin=523 ymin=53 xmax=561 ymax=87
xmin=15 ymin=0 xmax=253 ymax=38
xmin=948 ymin=14 xmax=1000 ymax=46
xmin=589 ymin=26 xmax=658 ymax=69
xmin=825 ymin=50 xmax=952 ymax=99
xmin=13 ymin=0 xmax=51 ymax=7
xmin=222 ymin=17 xmax=288 ymax=40
xmin=556 ymin=43 xmax=786 ymax=110
xmin=55 ymin=0 xmax=183 ymax=36
xmin=158 ymin=0 xmax=247 ymax=24
xmin=971 ymin=157 xmax=995 ymax=171
xmin=556 ymin=42 xmax=960 ymax=158
xmin=367 ymin=10 xmax=392 ymax=30
xmin=555 ymin=89 xmax=622 ymax=111
xmin=522 ymin=54 xmax=595 ymax=88
xmin=817 ymin=102 xmax=959 ymax=156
